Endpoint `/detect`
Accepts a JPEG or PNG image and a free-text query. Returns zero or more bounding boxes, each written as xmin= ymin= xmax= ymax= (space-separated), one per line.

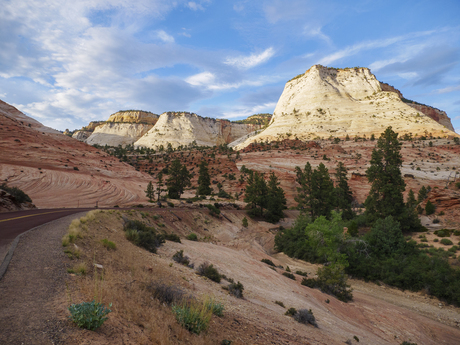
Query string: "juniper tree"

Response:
xmin=295 ymin=162 xmax=313 ymax=214
xmin=244 ymin=171 xmax=268 ymax=217
xmin=333 ymin=162 xmax=354 ymax=220
xmin=310 ymin=163 xmax=335 ymax=220
xmin=166 ymin=159 xmax=191 ymax=199
xmin=197 ymin=160 xmax=212 ymax=195
xmin=156 ymin=172 xmax=163 ymax=201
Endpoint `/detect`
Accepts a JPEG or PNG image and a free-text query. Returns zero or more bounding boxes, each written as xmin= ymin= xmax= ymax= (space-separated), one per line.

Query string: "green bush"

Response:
xmin=261 ymin=258 xmax=275 ymax=266
xmin=293 ymin=308 xmax=318 ymax=328
xmin=197 ymin=262 xmax=221 ymax=283
xmin=295 ymin=270 xmax=308 ymax=277
xmin=172 ymin=250 xmax=190 ymax=266
xmin=440 ymin=238 xmax=453 ymax=246
xmin=68 ymin=300 xmax=112 ymax=330
xmin=275 ymin=300 xmax=285 ymax=308
xmin=284 ymin=307 xmax=297 ymax=316
xmin=204 ymin=297 xmax=224 ymax=317
xmin=206 ymin=204 xmax=221 ymax=217
xmin=186 ymin=233 xmax=198 ymax=241
xmin=242 ymin=217 xmax=248 ymax=227
xmin=228 ymin=281 xmax=244 ymax=298
xmin=123 ymin=220 xmax=165 ymax=253
xmin=101 ymin=238 xmax=116 ymax=250
xmin=172 ymin=302 xmax=211 ymax=335
xmin=0 ymin=183 xmax=32 ymax=203
xmin=282 ymin=272 xmax=296 ymax=280
xmin=165 ymin=233 xmax=181 ymax=242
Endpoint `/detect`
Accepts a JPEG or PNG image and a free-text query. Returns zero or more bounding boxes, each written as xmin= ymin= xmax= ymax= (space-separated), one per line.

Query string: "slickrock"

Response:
xmin=234 ymin=65 xmax=458 ymax=150
xmin=134 ymin=111 xmax=262 ymax=149
xmin=85 ymin=110 xmax=159 ymax=147
xmin=0 ymin=100 xmax=151 ymax=208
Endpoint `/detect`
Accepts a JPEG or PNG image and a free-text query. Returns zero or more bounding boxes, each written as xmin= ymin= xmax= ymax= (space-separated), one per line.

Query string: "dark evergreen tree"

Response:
xmin=244 ymin=171 xmax=267 ymax=217
xmin=333 ymin=162 xmax=354 ymax=220
xmin=156 ymin=172 xmax=163 ymax=201
xmin=196 ymin=160 xmax=212 ymax=195
xmin=145 ymin=181 xmax=154 ymax=202
xmin=364 ymin=127 xmax=419 ymax=232
xmin=294 ymin=162 xmax=313 ymax=214
xmin=265 ymin=172 xmax=287 ymax=223
xmin=166 ymin=159 xmax=191 ymax=199
xmin=310 ymin=163 xmax=335 ymax=220
xmin=417 ymin=185 xmax=428 ymax=204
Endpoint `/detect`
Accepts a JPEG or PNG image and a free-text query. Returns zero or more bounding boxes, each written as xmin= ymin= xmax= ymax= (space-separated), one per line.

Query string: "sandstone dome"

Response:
xmin=233 ymin=65 xmax=457 ymax=149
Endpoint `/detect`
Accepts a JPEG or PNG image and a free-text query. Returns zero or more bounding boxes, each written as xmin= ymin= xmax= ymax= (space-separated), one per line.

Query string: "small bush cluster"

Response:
xmin=172 ymin=302 xmax=212 ymax=335
xmin=186 ymin=233 xmax=198 ymax=241
xmin=101 ymin=238 xmax=116 ymax=250
xmin=228 ymin=281 xmax=244 ymax=298
xmin=172 ymin=250 xmax=190 ymax=266
xmin=0 ymin=183 xmax=32 ymax=203
xmin=204 ymin=297 xmax=224 ymax=317
xmin=149 ymin=282 xmax=187 ymax=305
xmin=206 ymin=204 xmax=221 ymax=217
xmin=293 ymin=309 xmax=318 ymax=327
xmin=261 ymin=258 xmax=276 ymax=266
xmin=68 ymin=300 xmax=112 ymax=330
xmin=282 ymin=272 xmax=296 ymax=280
xmin=440 ymin=238 xmax=453 ymax=246
xmin=165 ymin=233 xmax=181 ymax=242
xmin=123 ymin=220 xmax=165 ymax=253
xmin=301 ymin=265 xmax=353 ymax=302
xmin=275 ymin=300 xmax=285 ymax=308
xmin=197 ymin=262 xmax=221 ymax=283
xmin=296 ymin=270 xmax=308 ymax=277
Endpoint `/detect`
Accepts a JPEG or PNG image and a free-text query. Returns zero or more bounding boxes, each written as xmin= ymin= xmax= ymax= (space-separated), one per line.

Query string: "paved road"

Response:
xmin=0 ymin=208 xmax=94 ymax=249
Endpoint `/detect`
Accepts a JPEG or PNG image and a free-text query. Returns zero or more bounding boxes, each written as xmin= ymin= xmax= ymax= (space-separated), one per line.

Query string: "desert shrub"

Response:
xmin=123 ymin=220 xmax=164 ymax=253
xmin=0 ymin=183 xmax=32 ymax=203
xmin=261 ymin=258 xmax=275 ymax=266
xmin=149 ymin=282 xmax=187 ymax=305
xmin=172 ymin=301 xmax=212 ymax=335
xmin=68 ymin=262 xmax=87 ymax=275
xmin=282 ymin=272 xmax=296 ymax=280
xmin=101 ymin=238 xmax=116 ymax=250
xmin=293 ymin=309 xmax=318 ymax=327
xmin=204 ymin=297 xmax=224 ymax=317
xmin=453 ymin=230 xmax=460 ymax=236
xmin=425 ymin=200 xmax=435 ymax=215
xmin=68 ymin=300 xmax=112 ymax=331
xmin=434 ymin=229 xmax=451 ymax=237
xmin=186 ymin=233 xmax=198 ymax=241
xmin=296 ymin=270 xmax=308 ymax=277
xmin=165 ymin=233 xmax=181 ymax=242
xmin=285 ymin=265 xmax=291 ymax=272
xmin=353 ymin=335 xmax=359 ymax=342
xmin=242 ymin=217 xmax=248 ymax=227
xmin=197 ymin=262 xmax=221 ymax=283
xmin=275 ymin=300 xmax=285 ymax=308
xmin=284 ymin=307 xmax=297 ymax=316
xmin=400 ymin=342 xmax=417 ymax=345
xmin=167 ymin=201 xmax=174 ymax=207
xmin=440 ymin=238 xmax=453 ymax=246
xmin=228 ymin=281 xmax=244 ymax=298
xmin=172 ymin=250 xmax=190 ymax=266
xmin=206 ymin=203 xmax=221 ymax=216
xmin=456 ymin=181 xmax=460 ymax=189
xmin=433 ymin=218 xmax=440 ymax=224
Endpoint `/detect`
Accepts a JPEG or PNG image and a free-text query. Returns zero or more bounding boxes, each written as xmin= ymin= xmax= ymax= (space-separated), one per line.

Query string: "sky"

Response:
xmin=0 ymin=0 xmax=459 ymax=133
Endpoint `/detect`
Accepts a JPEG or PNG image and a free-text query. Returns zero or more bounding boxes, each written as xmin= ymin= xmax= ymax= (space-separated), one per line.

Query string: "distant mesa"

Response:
xmin=233 ymin=65 xmax=458 ymax=149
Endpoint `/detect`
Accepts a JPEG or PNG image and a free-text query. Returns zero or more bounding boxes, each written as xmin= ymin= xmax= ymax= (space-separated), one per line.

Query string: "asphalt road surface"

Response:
xmin=0 ymin=208 xmax=94 ymax=249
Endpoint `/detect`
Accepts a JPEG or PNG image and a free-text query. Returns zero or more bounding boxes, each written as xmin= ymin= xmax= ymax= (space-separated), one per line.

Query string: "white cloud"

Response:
xmin=225 ymin=47 xmax=275 ymax=69
xmin=187 ymin=2 xmax=204 ymax=11
xmin=186 ymin=71 xmax=216 ymax=86
xmin=303 ymin=26 xmax=332 ymax=45
xmin=435 ymin=85 xmax=460 ymax=94
xmin=221 ymin=102 xmax=277 ymax=119
xmin=156 ymin=30 xmax=175 ymax=43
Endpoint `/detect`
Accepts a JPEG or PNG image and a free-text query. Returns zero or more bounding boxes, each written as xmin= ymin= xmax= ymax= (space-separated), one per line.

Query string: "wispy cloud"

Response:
xmin=303 ymin=26 xmax=332 ymax=45
xmin=225 ymin=47 xmax=275 ymax=69
xmin=434 ymin=85 xmax=460 ymax=94
xmin=155 ymin=30 xmax=175 ymax=43
xmin=222 ymin=102 xmax=277 ymax=119
xmin=187 ymin=2 xmax=204 ymax=11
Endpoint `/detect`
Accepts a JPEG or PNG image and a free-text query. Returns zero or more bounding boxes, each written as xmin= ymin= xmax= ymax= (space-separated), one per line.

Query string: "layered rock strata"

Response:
xmin=234 ymin=65 xmax=458 ymax=149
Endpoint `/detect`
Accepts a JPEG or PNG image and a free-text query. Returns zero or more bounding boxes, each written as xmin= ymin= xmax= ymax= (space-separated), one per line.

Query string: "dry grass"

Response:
xmin=63 ymin=210 xmax=229 ymax=344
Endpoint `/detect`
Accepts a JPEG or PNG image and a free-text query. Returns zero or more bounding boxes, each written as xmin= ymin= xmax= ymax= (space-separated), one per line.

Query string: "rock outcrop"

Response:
xmin=134 ymin=112 xmax=262 ymax=149
xmin=72 ymin=130 xmax=92 ymax=141
xmin=85 ymin=111 xmax=159 ymax=147
xmin=234 ymin=65 xmax=458 ymax=149
xmin=0 ymin=189 xmax=36 ymax=213
xmin=380 ymin=82 xmax=454 ymax=131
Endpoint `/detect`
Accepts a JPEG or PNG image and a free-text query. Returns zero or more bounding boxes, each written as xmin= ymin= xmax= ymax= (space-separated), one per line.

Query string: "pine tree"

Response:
xmin=265 ymin=172 xmax=287 ymax=223
xmin=197 ymin=160 xmax=212 ymax=195
xmin=310 ymin=163 xmax=335 ymax=220
xmin=364 ymin=127 xmax=418 ymax=231
xmin=417 ymin=186 xmax=428 ymax=204
xmin=156 ymin=172 xmax=163 ymax=202
xmin=145 ymin=181 xmax=154 ymax=202
xmin=334 ymin=162 xmax=354 ymax=220
xmin=167 ymin=159 xmax=191 ymax=199
xmin=295 ymin=162 xmax=313 ymax=214
xmin=244 ymin=171 xmax=267 ymax=217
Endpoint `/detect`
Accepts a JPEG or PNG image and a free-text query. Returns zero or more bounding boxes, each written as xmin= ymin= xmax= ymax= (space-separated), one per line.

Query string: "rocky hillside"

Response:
xmin=234 ymin=65 xmax=458 ymax=149
xmin=84 ymin=110 xmax=159 ymax=147
xmin=134 ymin=111 xmax=262 ymax=149
xmin=0 ymin=100 xmax=152 ymax=208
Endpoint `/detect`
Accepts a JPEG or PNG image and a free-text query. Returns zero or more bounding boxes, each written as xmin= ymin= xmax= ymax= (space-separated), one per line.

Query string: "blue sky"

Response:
xmin=1 ymin=0 xmax=459 ymax=132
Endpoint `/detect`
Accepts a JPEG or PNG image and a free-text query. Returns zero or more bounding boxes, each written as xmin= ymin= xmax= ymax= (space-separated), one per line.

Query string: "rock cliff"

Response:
xmin=72 ymin=130 xmax=92 ymax=141
xmin=234 ymin=65 xmax=458 ymax=149
xmin=134 ymin=112 xmax=262 ymax=149
xmin=85 ymin=111 xmax=159 ymax=147
xmin=380 ymin=82 xmax=454 ymax=131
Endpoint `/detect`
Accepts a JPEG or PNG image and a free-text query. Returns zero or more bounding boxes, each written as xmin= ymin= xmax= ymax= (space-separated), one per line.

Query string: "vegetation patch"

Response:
xmin=197 ymin=262 xmax=221 ymax=283
xmin=68 ymin=300 xmax=112 ymax=331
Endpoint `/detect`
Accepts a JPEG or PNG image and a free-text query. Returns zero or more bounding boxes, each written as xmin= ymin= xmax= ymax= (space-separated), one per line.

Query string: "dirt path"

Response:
xmin=0 ymin=213 xmax=85 ymax=345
